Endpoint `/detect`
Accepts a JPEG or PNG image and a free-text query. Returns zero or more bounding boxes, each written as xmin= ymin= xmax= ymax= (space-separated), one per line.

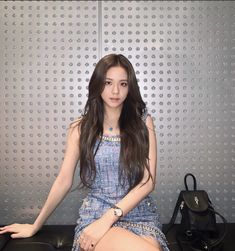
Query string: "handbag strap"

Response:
xmin=164 ymin=192 xmax=183 ymax=234
xmin=208 ymin=208 xmax=227 ymax=248
xmin=184 ymin=173 xmax=197 ymax=191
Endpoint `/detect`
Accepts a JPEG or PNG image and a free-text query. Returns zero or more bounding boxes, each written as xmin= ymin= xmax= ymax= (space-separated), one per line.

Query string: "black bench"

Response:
xmin=0 ymin=224 xmax=234 ymax=251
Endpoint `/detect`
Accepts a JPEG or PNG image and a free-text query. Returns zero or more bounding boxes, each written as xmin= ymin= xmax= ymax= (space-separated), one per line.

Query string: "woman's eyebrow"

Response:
xmin=105 ymin=77 xmax=128 ymax=81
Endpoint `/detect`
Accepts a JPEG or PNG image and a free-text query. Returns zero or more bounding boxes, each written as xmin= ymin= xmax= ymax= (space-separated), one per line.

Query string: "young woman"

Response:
xmin=0 ymin=54 xmax=169 ymax=251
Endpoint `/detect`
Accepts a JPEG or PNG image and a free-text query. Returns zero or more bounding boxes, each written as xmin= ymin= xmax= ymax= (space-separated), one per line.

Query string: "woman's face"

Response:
xmin=101 ymin=66 xmax=129 ymax=110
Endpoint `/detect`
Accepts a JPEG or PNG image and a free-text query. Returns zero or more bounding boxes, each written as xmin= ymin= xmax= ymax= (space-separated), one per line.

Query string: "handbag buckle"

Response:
xmin=180 ymin=201 xmax=184 ymax=210
xmin=194 ymin=196 xmax=199 ymax=205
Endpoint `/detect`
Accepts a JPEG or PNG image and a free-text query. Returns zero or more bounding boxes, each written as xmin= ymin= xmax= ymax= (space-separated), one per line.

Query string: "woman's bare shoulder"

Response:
xmin=69 ymin=117 xmax=83 ymax=129
xmin=145 ymin=114 xmax=156 ymax=134
xmin=67 ymin=117 xmax=83 ymax=142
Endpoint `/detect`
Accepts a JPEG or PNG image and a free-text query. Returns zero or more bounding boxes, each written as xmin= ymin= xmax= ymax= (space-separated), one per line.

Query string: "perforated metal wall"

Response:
xmin=0 ymin=1 xmax=234 ymax=225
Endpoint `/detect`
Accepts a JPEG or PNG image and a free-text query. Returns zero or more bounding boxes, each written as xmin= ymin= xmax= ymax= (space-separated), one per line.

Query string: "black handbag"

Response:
xmin=165 ymin=173 xmax=227 ymax=251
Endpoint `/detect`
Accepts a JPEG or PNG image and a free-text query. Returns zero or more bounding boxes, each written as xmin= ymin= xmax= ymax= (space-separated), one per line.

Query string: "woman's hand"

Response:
xmin=79 ymin=217 xmax=112 ymax=251
xmin=0 ymin=223 xmax=37 ymax=238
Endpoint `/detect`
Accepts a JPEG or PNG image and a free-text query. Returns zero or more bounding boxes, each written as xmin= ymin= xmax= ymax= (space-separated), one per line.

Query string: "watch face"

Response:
xmin=114 ymin=208 xmax=123 ymax=217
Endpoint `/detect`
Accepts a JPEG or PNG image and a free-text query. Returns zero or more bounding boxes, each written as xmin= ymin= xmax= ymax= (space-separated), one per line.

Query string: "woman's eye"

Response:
xmin=121 ymin=82 xmax=128 ymax=87
xmin=105 ymin=81 xmax=111 ymax=85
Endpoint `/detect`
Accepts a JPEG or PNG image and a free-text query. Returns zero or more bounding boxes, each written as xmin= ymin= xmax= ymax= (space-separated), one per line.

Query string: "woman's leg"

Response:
xmin=141 ymin=235 xmax=163 ymax=251
xmin=94 ymin=226 xmax=162 ymax=251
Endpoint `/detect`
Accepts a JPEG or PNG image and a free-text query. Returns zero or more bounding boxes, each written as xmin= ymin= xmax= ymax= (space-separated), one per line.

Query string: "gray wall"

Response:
xmin=0 ymin=1 xmax=234 ymax=225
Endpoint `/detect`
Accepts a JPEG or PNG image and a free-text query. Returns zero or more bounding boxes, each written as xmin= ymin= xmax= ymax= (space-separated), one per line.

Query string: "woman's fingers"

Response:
xmin=88 ymin=242 xmax=95 ymax=251
xmin=0 ymin=225 xmax=16 ymax=234
xmin=10 ymin=233 xmax=22 ymax=239
xmin=0 ymin=228 xmax=8 ymax=234
xmin=78 ymin=233 xmax=96 ymax=251
xmin=83 ymin=240 xmax=94 ymax=251
xmin=0 ymin=223 xmax=34 ymax=238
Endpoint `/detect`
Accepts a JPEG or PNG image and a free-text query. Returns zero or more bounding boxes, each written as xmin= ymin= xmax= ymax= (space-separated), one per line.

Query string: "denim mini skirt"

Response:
xmin=72 ymin=131 xmax=169 ymax=251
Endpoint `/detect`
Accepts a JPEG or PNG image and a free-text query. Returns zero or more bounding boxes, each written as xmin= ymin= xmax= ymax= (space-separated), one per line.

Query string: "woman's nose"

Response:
xmin=111 ymin=83 xmax=119 ymax=94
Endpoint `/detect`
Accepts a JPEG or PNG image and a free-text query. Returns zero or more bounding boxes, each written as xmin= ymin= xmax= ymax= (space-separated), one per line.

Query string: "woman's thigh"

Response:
xmin=94 ymin=226 xmax=161 ymax=251
xmin=141 ymin=235 xmax=163 ymax=251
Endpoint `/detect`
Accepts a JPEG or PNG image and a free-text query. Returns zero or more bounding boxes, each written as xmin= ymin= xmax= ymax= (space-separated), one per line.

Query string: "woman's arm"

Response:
xmin=33 ymin=122 xmax=81 ymax=231
xmin=0 ymin=121 xmax=81 ymax=238
xmin=102 ymin=114 xmax=157 ymax=224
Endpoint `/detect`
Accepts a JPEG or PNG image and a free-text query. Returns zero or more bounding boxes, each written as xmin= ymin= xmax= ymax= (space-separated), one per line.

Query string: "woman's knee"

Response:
xmin=94 ymin=227 xmax=163 ymax=251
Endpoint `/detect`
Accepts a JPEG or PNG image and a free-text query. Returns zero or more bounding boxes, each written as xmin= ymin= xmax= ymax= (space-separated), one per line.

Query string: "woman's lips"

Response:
xmin=110 ymin=98 xmax=120 ymax=102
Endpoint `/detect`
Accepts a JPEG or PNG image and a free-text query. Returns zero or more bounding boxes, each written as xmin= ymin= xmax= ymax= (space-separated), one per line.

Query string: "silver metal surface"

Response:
xmin=0 ymin=1 xmax=234 ymax=224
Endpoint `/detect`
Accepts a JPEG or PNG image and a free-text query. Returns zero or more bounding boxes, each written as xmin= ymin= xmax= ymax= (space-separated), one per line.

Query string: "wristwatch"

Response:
xmin=111 ymin=204 xmax=123 ymax=217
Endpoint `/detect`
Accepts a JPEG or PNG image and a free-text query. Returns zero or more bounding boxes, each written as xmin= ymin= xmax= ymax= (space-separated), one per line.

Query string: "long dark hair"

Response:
xmin=78 ymin=54 xmax=152 ymax=190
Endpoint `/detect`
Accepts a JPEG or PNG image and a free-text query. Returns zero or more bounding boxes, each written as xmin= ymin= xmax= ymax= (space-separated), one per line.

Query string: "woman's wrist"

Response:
xmin=101 ymin=208 xmax=120 ymax=226
xmin=32 ymin=221 xmax=42 ymax=234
